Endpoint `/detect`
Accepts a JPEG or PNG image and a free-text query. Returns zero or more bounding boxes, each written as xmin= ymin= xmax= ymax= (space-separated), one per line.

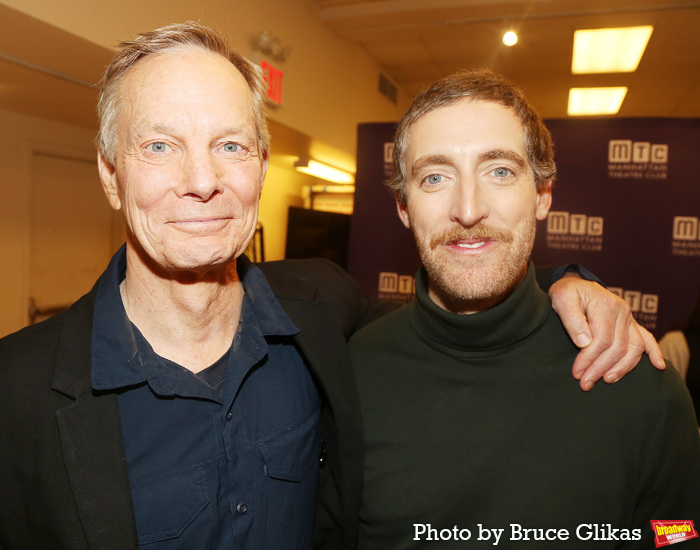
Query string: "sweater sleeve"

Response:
xmin=627 ymin=370 xmax=700 ymax=549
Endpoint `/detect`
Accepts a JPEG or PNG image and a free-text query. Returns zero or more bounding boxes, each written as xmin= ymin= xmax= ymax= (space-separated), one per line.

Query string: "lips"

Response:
xmin=167 ymin=217 xmax=233 ymax=234
xmin=170 ymin=217 xmax=230 ymax=224
xmin=167 ymin=212 xmax=236 ymax=224
xmin=455 ymin=241 xmax=487 ymax=249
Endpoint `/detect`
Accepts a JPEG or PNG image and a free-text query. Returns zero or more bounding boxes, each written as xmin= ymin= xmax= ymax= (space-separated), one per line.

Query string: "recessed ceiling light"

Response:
xmin=503 ymin=31 xmax=518 ymax=47
xmin=567 ymin=87 xmax=628 ymax=116
xmin=572 ymin=26 xmax=653 ymax=74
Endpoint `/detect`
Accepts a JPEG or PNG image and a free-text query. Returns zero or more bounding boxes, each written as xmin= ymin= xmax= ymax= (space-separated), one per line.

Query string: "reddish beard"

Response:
xmin=414 ymin=218 xmax=535 ymax=314
xmin=428 ymin=223 xmax=514 ymax=249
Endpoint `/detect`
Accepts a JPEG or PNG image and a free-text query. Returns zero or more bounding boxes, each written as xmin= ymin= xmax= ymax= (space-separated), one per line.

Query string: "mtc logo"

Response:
xmin=384 ymin=142 xmax=395 ymax=163
xmin=608 ymin=140 xmax=668 ymax=163
xmin=673 ymin=216 xmax=700 ymax=241
xmin=378 ymin=272 xmax=414 ymax=294
xmin=547 ymin=212 xmax=603 ymax=235
xmin=608 ymin=288 xmax=659 ymax=314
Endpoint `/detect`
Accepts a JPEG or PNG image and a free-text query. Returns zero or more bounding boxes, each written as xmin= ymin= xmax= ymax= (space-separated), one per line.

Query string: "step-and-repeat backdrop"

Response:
xmin=347 ymin=119 xmax=700 ymax=338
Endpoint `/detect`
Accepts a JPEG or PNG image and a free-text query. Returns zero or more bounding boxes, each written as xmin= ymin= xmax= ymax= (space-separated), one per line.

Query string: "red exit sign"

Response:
xmin=261 ymin=61 xmax=283 ymax=106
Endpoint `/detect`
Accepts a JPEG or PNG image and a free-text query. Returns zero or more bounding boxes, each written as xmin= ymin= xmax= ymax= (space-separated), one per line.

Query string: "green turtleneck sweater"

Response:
xmin=350 ymin=263 xmax=700 ymax=549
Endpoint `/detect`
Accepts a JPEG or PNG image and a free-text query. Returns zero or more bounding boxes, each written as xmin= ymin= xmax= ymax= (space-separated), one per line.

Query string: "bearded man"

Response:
xmin=351 ymin=69 xmax=700 ymax=550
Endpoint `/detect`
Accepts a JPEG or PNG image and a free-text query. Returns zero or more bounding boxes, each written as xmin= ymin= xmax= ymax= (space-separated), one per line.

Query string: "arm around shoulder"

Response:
xmin=261 ymin=258 xmax=397 ymax=338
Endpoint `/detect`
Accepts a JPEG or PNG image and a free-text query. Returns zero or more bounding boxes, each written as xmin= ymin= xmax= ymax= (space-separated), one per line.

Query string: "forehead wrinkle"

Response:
xmin=133 ymin=120 xmax=173 ymax=136
xmin=127 ymin=118 xmax=254 ymax=145
xmin=124 ymin=119 xmax=174 ymax=145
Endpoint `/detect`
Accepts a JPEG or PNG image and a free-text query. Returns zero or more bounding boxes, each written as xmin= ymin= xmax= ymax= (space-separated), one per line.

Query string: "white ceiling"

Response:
xmin=308 ymin=0 xmax=700 ymax=118
xmin=0 ymin=0 xmax=698 ymax=134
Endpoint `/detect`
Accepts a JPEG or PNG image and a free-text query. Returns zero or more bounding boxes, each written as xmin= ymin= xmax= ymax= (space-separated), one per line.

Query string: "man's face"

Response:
xmin=98 ymin=47 xmax=267 ymax=277
xmin=397 ymin=98 xmax=552 ymax=314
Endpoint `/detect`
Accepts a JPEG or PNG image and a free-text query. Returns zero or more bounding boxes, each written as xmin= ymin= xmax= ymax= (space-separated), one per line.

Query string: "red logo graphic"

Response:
xmin=651 ymin=520 xmax=698 ymax=547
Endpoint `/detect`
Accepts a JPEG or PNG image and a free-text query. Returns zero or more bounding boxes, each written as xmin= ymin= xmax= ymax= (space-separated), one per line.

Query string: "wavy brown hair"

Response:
xmin=389 ymin=68 xmax=556 ymax=205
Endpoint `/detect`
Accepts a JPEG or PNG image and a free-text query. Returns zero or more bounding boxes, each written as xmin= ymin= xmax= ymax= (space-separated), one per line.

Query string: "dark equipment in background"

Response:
xmin=285 ymin=206 xmax=351 ymax=269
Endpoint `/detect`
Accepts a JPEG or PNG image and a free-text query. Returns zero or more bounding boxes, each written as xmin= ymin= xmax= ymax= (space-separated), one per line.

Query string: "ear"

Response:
xmin=535 ymin=180 xmax=553 ymax=221
xmin=97 ymin=152 xmax=122 ymax=211
xmin=395 ymin=195 xmax=411 ymax=229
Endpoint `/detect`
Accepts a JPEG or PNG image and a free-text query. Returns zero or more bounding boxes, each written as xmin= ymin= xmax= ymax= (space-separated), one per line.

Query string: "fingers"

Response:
xmin=639 ymin=324 xmax=665 ymax=370
xmin=549 ymin=276 xmax=593 ymax=348
xmin=548 ymin=274 xmax=659 ymax=391
xmin=577 ymin=315 xmax=653 ymax=392
xmin=573 ymin=302 xmax=630 ymax=390
xmin=555 ymin=301 xmax=593 ymax=349
xmin=599 ymin=322 xmax=646 ymax=383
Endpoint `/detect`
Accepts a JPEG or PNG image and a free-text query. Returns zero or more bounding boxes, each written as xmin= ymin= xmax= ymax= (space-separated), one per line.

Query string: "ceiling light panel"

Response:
xmin=572 ymin=26 xmax=653 ymax=74
xmin=568 ymin=87 xmax=628 ymax=116
xmin=294 ymin=158 xmax=355 ymax=184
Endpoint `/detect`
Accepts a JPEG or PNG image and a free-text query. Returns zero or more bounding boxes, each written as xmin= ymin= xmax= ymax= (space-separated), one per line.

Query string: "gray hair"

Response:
xmin=96 ymin=21 xmax=270 ymax=164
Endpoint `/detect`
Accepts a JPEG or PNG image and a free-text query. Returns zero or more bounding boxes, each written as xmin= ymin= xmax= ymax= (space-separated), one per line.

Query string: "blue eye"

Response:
xmin=426 ymin=174 xmax=443 ymax=184
xmin=223 ymin=142 xmax=240 ymax=152
xmin=493 ymin=167 xmax=511 ymax=177
xmin=149 ymin=142 xmax=168 ymax=153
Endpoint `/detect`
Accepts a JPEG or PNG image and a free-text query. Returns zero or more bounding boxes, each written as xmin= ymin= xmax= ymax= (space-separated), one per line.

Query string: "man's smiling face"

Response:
xmin=98 ymin=47 xmax=267 ymax=278
xmin=397 ymin=98 xmax=552 ymax=314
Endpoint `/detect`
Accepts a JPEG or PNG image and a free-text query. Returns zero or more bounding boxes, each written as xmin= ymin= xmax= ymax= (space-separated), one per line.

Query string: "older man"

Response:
xmin=351 ymin=69 xmax=700 ymax=549
xmin=0 ymin=24 xmax=664 ymax=550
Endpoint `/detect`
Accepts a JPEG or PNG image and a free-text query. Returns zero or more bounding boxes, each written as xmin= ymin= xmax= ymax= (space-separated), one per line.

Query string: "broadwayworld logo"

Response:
xmin=608 ymin=140 xmax=668 ymax=180
xmin=650 ymin=520 xmax=698 ymax=547
xmin=545 ymin=212 xmax=603 ymax=252
xmin=672 ymin=216 xmax=700 ymax=258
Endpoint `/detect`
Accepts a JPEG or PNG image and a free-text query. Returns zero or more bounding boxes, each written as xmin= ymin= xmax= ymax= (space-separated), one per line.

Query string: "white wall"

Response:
xmin=0 ymin=0 xmax=410 ymax=156
xmin=0 ymin=108 xmax=98 ymax=336
xmin=0 ymin=109 xmax=334 ymax=337
xmin=0 ymin=0 xmax=411 ymax=337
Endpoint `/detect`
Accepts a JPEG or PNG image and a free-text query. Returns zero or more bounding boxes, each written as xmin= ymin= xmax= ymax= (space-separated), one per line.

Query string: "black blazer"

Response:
xmin=0 ymin=258 xmax=386 ymax=550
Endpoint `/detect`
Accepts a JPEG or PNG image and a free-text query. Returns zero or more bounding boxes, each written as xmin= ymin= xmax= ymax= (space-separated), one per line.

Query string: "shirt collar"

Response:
xmin=91 ymin=246 xmax=299 ymax=391
xmin=237 ymin=254 xmax=300 ymax=338
xmin=409 ymin=261 xmax=551 ymax=354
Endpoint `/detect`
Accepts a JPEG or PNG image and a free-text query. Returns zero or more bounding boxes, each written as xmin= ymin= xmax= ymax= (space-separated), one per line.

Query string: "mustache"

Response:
xmin=429 ymin=223 xmax=514 ymax=249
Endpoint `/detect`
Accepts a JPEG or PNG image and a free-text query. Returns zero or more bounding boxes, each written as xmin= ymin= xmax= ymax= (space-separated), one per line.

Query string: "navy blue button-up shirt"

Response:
xmin=91 ymin=247 xmax=321 ymax=549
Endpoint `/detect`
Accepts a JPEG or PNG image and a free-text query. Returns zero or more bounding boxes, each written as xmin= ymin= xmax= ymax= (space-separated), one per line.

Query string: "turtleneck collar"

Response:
xmin=409 ymin=261 xmax=551 ymax=355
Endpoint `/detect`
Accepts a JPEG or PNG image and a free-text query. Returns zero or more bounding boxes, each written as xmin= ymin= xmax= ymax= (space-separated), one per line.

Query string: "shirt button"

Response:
xmin=236 ymin=501 xmax=248 ymax=514
xmin=225 ymin=411 xmax=233 ymax=421
xmin=319 ymin=442 xmax=327 ymax=469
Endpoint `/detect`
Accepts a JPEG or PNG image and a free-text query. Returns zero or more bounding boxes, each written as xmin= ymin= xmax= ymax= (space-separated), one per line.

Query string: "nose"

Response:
xmin=449 ymin=177 xmax=489 ymax=227
xmin=179 ymin=149 xmax=223 ymax=201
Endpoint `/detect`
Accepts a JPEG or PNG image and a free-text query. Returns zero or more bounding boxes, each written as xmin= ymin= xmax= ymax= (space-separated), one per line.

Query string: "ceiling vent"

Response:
xmin=378 ymin=73 xmax=397 ymax=104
